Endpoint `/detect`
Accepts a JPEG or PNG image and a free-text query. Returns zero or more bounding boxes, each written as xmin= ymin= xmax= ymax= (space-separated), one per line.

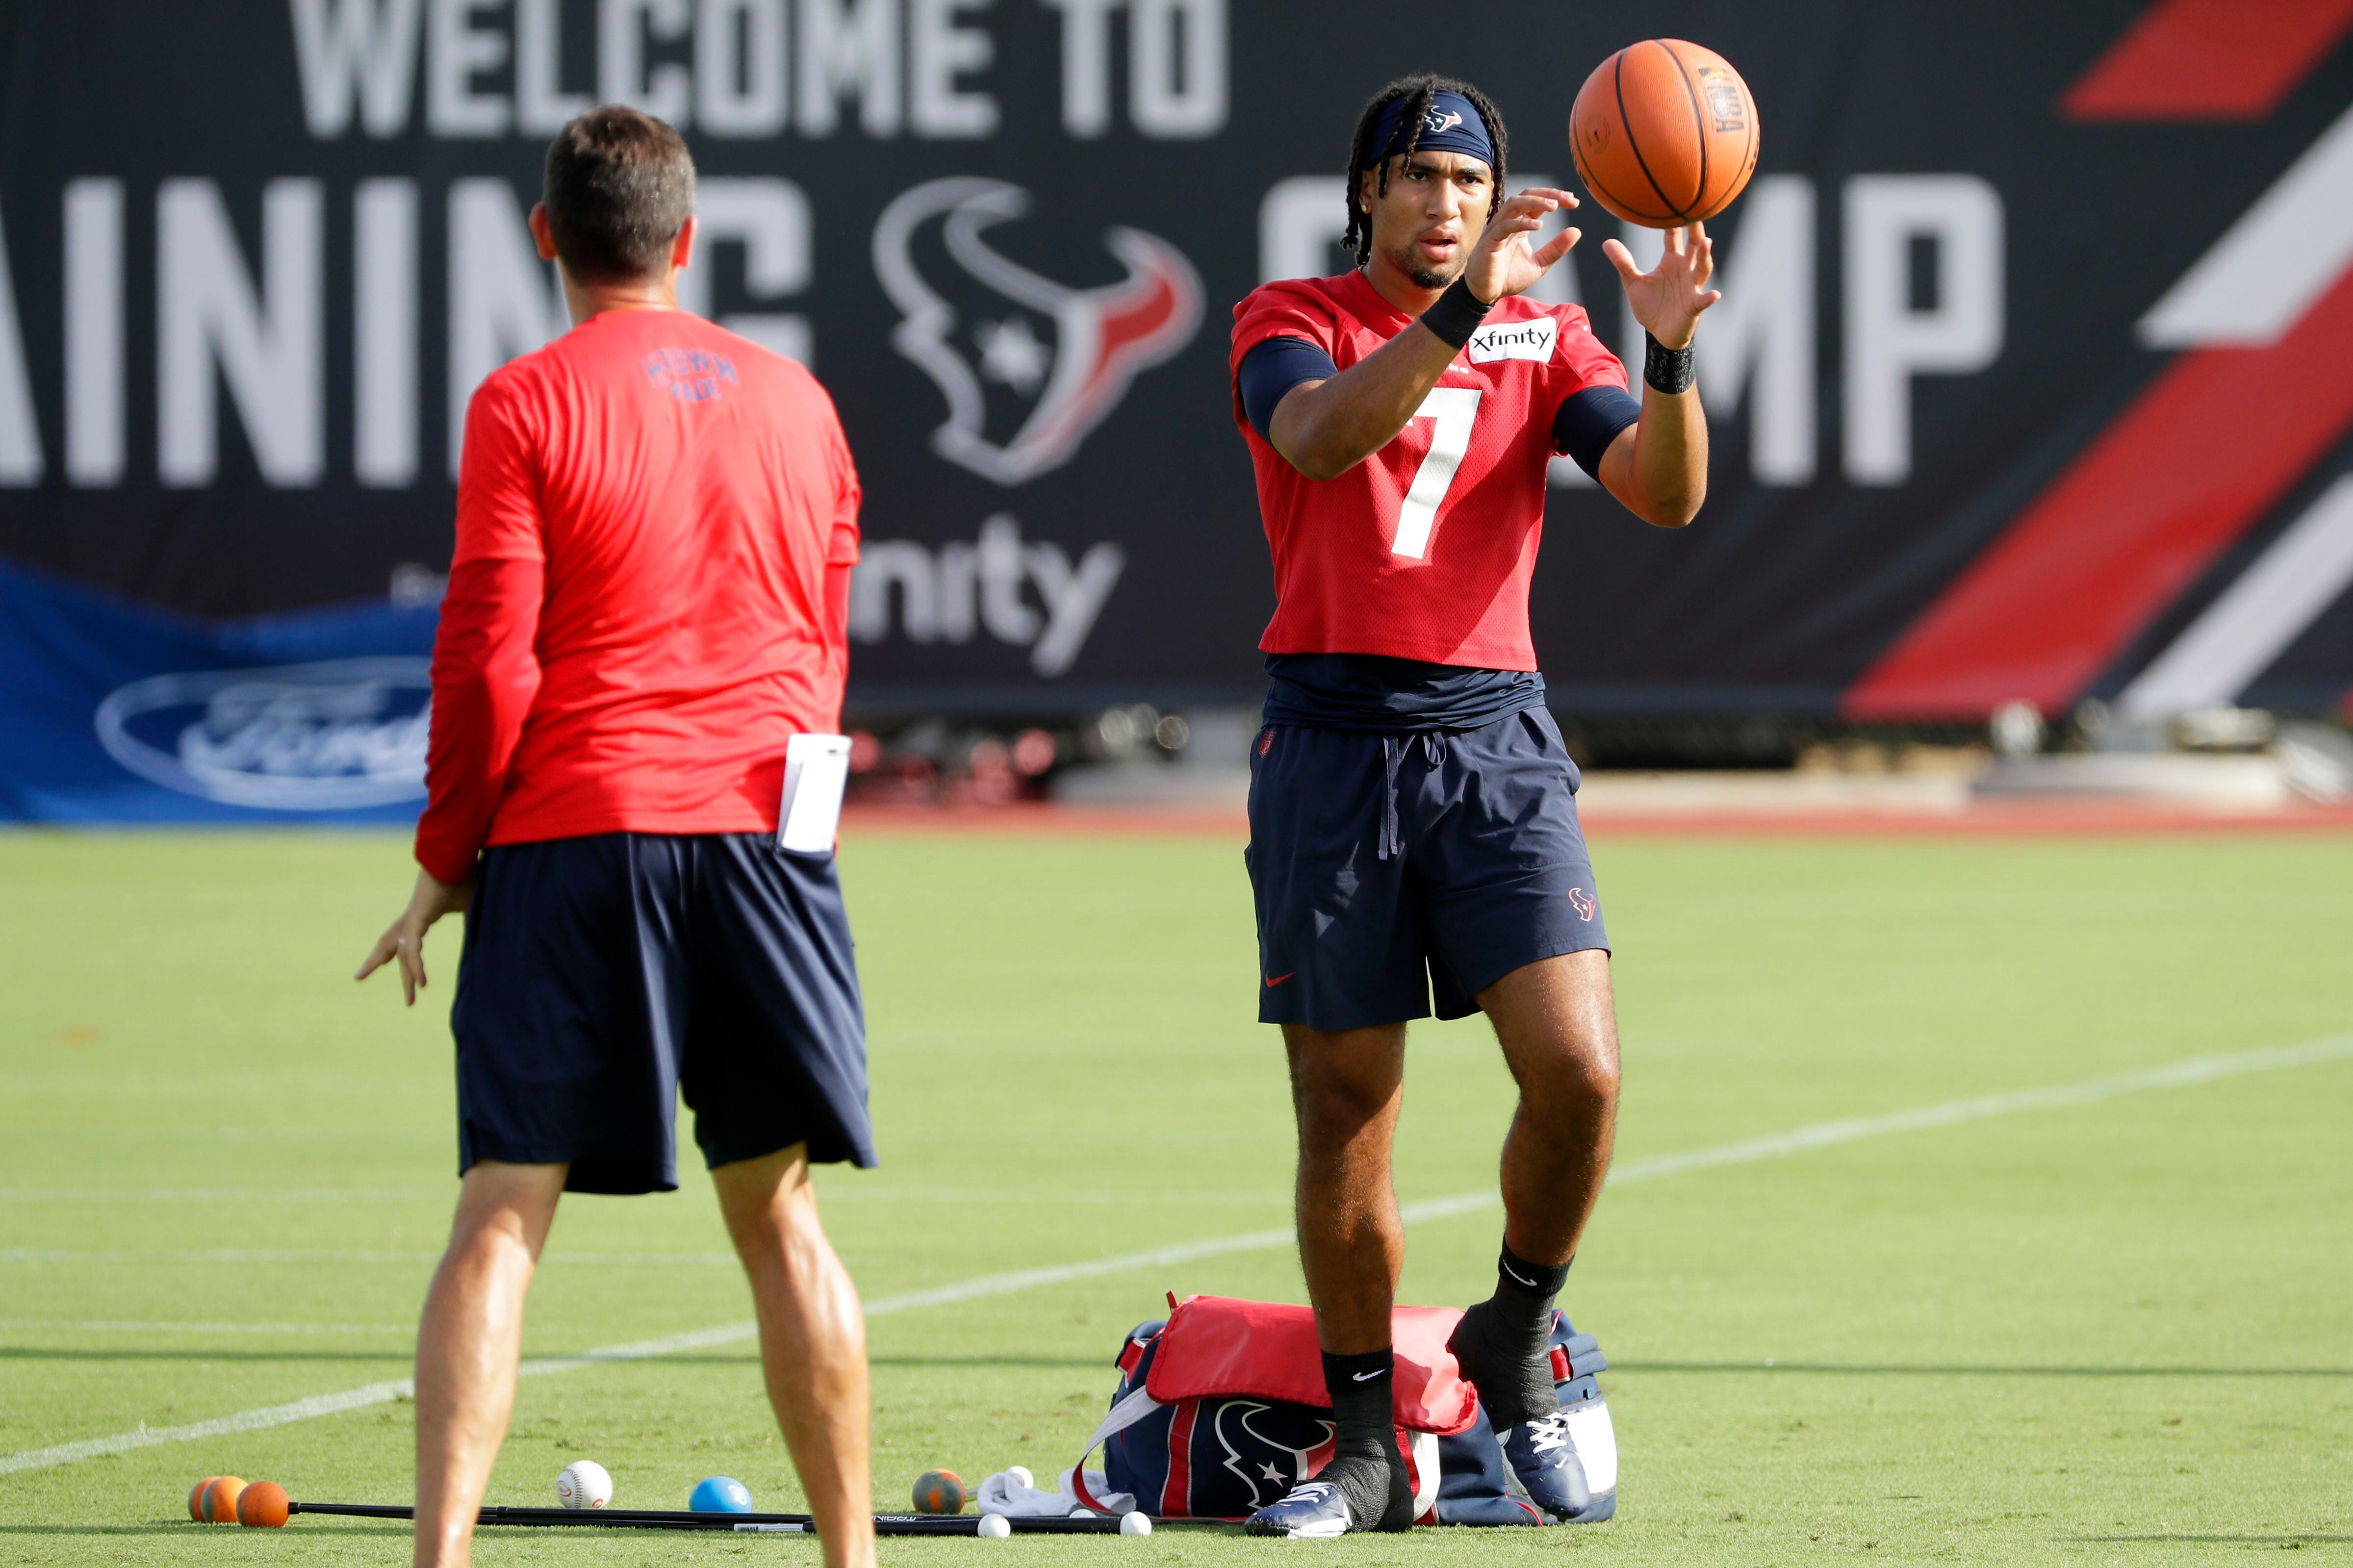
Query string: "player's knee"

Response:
xmin=1524 ymin=1035 xmax=1619 ymax=1115
xmin=1292 ymin=1073 xmax=1394 ymax=1148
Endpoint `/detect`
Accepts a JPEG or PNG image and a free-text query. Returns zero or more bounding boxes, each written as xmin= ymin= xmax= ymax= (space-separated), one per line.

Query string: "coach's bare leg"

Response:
xmin=1284 ymin=1024 xmax=1408 ymax=1353
xmin=412 ymin=1160 xmax=566 ymax=1568
xmin=713 ymin=1145 xmax=875 ymax=1568
xmin=1479 ymin=950 xmax=1621 ymax=1266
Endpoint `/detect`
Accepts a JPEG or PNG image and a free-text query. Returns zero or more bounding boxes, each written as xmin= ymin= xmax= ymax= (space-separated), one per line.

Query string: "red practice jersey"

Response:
xmin=1229 ymin=270 xmax=1628 ymax=670
xmin=414 ymin=309 xmax=861 ymax=886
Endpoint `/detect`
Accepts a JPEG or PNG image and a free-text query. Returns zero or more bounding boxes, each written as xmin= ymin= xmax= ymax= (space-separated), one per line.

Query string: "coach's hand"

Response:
xmin=357 ymin=868 xmax=472 ymax=1006
xmin=1463 ymin=188 xmax=1582 ymax=304
xmin=1605 ymin=223 xmax=1720 ymax=351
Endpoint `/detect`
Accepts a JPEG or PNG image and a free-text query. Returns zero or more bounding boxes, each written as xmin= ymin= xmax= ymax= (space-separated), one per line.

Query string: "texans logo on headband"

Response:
xmin=1366 ymin=90 xmax=1495 ymax=168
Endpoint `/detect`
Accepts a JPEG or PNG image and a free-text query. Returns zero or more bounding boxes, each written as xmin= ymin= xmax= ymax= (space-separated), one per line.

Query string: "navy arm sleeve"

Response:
xmin=1239 ymin=337 xmax=1341 ymax=442
xmin=1552 ymin=385 xmax=1643 ymax=480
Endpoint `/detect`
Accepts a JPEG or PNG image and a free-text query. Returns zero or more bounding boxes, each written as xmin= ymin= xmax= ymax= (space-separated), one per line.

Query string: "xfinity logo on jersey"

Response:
xmin=872 ymin=177 xmax=1203 ymax=486
xmin=1465 ymin=318 xmax=1560 ymax=365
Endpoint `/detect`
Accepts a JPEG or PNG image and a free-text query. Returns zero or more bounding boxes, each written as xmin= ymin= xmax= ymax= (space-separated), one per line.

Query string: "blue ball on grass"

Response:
xmin=689 ymin=1476 xmax=754 ymax=1513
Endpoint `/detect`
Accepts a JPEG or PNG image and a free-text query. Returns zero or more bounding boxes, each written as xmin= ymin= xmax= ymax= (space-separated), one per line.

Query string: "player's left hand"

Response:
xmin=357 ymin=867 xmax=472 ymax=1006
xmin=1604 ymin=223 xmax=1721 ymax=351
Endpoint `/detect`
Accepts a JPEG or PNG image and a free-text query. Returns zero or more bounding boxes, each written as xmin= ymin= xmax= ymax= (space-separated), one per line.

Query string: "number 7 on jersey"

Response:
xmin=1390 ymin=387 xmax=1483 ymax=560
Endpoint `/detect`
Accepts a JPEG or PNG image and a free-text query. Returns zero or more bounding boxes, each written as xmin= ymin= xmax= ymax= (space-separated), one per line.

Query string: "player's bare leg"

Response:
xmin=1264 ymin=1023 xmax=1414 ymax=1532
xmin=412 ymin=1160 xmax=566 ymax=1568
xmin=1442 ymin=948 xmax=1620 ymax=1518
xmin=1283 ymin=1023 xmax=1408 ymax=1352
xmin=713 ymin=1145 xmax=876 ymax=1568
xmin=1484 ymin=949 xmax=1621 ymax=1265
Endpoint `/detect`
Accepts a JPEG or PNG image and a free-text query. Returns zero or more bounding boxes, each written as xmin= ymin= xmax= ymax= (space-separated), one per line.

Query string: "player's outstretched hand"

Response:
xmin=1604 ymin=223 xmax=1721 ymax=351
xmin=1464 ymin=188 xmax=1582 ymax=305
xmin=357 ymin=867 xmax=473 ymax=1006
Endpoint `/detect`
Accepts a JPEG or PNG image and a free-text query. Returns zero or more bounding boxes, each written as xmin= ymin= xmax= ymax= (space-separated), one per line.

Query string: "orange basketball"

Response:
xmin=201 ymin=1476 xmax=247 ymax=1522
xmin=1570 ymin=39 xmax=1759 ymax=228
xmin=236 ymin=1480 xmax=292 ymax=1528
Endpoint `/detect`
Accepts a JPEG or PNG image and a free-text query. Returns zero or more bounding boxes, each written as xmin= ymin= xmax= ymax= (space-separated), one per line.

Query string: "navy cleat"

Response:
xmin=1244 ymin=1450 xmax=1411 ymax=1537
xmin=1499 ymin=1407 xmax=1592 ymax=1521
xmin=1243 ymin=1480 xmax=1356 ymax=1539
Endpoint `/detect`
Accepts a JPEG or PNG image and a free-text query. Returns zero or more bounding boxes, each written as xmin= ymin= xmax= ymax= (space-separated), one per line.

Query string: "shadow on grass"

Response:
xmin=2070 ymin=1536 xmax=2353 ymax=1545
xmin=0 ymin=1524 xmax=410 ymax=1538
xmin=0 ymin=1346 xmax=410 ymax=1365
xmin=1621 ymin=1362 xmax=2353 ymax=1378
xmin=0 ymin=1348 xmax=1110 ymax=1369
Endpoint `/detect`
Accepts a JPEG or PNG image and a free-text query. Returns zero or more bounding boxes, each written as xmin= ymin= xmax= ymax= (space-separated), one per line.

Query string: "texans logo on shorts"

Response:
xmin=1568 ymin=887 xmax=1597 ymax=922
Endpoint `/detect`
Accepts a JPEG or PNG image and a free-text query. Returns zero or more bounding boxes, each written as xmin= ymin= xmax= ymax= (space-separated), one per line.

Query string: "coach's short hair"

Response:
xmin=542 ymin=106 xmax=696 ymax=283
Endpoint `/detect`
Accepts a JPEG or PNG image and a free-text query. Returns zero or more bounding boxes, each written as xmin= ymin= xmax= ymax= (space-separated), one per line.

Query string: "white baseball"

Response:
xmin=555 ymin=1460 xmax=614 ymax=1510
xmin=1119 ymin=1511 xmax=1152 ymax=1536
xmin=1005 ymin=1466 xmax=1033 ymax=1490
xmin=977 ymin=1513 xmax=1012 ymax=1539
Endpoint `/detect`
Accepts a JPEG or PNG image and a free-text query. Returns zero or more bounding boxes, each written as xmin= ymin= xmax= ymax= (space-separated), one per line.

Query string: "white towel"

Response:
xmin=974 ymin=1465 xmax=1136 ymax=1518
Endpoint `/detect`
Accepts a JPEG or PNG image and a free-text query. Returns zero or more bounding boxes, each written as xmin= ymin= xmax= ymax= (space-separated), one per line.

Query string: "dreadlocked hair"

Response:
xmin=1341 ymin=74 xmax=1511 ymax=267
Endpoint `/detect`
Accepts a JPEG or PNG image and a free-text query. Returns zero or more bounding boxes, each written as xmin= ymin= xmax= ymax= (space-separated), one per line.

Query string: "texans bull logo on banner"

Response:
xmin=872 ymin=177 xmax=1203 ymax=486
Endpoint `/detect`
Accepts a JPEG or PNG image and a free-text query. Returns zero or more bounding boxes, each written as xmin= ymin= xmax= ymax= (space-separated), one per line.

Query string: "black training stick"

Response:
xmin=285 ymin=1500 xmax=1130 ymax=1535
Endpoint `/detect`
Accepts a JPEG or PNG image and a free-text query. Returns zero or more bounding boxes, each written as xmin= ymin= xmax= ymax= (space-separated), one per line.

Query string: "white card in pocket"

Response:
xmin=777 ymin=733 xmax=852 ymax=854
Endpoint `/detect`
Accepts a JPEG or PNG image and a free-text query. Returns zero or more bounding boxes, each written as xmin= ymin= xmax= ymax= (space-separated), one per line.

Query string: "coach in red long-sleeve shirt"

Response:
xmin=358 ymin=108 xmax=876 ymax=1568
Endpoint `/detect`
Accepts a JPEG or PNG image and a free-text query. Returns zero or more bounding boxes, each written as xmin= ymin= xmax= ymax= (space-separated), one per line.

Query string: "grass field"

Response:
xmin=3 ymin=825 xmax=2350 ymax=1565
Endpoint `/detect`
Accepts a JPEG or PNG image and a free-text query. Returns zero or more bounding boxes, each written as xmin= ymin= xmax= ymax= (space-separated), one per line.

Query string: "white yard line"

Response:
xmin=5 ymin=1033 xmax=2347 ymax=1479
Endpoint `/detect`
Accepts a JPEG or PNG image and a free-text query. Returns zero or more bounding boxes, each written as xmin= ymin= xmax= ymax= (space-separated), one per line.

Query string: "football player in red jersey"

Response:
xmin=1229 ymin=76 xmax=1717 ymax=1536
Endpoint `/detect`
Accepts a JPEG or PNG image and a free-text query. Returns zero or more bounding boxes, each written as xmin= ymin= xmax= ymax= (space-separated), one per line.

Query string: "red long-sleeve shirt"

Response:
xmin=414 ymin=308 xmax=860 ymax=886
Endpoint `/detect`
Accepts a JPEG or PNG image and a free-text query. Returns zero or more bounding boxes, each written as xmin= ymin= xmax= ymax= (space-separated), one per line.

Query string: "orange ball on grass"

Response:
xmin=201 ymin=1476 xmax=247 ymax=1523
xmin=237 ymin=1480 xmax=292 ymax=1528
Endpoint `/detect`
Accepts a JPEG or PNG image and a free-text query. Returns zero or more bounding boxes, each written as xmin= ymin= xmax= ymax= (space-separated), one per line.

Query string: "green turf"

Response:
xmin=2 ymin=826 xmax=2349 ymax=1564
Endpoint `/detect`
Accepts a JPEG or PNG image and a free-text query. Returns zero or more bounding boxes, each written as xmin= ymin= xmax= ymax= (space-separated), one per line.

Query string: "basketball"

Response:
xmin=1570 ymin=39 xmax=1759 ymax=227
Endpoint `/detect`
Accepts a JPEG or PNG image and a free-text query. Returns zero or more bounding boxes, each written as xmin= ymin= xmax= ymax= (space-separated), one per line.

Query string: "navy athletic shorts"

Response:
xmin=450 ymin=831 xmax=874 ymax=1196
xmin=1244 ymin=708 xmax=1610 ymax=1032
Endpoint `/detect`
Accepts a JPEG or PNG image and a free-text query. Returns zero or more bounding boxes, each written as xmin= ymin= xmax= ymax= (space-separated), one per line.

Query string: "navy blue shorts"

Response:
xmin=450 ymin=832 xmax=874 ymax=1196
xmin=1245 ymin=708 xmax=1610 ymax=1032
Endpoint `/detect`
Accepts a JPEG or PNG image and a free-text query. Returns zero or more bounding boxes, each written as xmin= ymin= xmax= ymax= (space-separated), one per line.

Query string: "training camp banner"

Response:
xmin=1 ymin=0 xmax=2351 ymax=818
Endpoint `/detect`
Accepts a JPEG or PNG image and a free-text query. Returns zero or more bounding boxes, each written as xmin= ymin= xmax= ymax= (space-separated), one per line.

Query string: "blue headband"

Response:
xmin=1363 ymin=90 xmax=1495 ymax=170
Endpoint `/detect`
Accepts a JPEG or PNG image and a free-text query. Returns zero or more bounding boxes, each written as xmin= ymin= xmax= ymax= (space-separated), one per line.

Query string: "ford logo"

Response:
xmin=93 ymin=658 xmax=431 ymax=810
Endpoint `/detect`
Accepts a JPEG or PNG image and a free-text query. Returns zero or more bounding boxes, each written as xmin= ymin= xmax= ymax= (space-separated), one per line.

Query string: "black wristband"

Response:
xmin=1643 ymin=331 xmax=1695 ymax=394
xmin=1419 ymin=278 xmax=1495 ymax=351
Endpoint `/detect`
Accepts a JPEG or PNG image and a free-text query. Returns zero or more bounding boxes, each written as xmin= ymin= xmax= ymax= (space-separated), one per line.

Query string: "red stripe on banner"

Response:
xmin=1845 ymin=266 xmax=2353 ymax=721
xmin=1160 ymin=1401 xmax=1196 ymax=1518
xmin=2061 ymin=0 xmax=2353 ymax=120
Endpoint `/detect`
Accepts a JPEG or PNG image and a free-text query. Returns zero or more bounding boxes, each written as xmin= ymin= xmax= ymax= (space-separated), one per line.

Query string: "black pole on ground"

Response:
xmin=283 ymin=1500 xmax=1130 ymax=1536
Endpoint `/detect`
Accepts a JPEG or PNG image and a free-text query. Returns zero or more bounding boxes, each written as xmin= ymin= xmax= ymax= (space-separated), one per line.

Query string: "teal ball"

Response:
xmin=689 ymin=1476 xmax=753 ymax=1513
